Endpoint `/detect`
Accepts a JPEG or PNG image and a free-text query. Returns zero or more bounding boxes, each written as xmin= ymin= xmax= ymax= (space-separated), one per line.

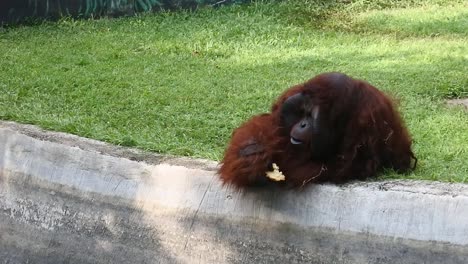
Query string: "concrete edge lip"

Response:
xmin=0 ymin=120 xmax=218 ymax=171
xmin=1 ymin=121 xmax=468 ymax=261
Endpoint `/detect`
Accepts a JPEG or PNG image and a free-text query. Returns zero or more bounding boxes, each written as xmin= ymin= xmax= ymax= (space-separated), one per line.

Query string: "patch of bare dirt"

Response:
xmin=447 ymin=98 xmax=468 ymax=109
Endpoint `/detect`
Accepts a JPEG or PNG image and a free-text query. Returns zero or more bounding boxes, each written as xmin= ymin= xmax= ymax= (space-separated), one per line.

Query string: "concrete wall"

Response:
xmin=0 ymin=121 xmax=467 ymax=263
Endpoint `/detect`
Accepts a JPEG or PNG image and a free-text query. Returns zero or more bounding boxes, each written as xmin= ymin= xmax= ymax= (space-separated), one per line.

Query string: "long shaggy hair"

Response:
xmin=219 ymin=72 xmax=417 ymax=188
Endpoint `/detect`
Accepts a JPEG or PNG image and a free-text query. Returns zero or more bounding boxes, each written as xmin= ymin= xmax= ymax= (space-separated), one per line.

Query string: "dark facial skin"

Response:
xmin=280 ymin=93 xmax=317 ymax=144
xmin=280 ymin=93 xmax=333 ymax=160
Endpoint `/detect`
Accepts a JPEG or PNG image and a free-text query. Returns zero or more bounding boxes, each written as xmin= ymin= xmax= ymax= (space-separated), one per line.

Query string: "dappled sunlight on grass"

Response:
xmin=352 ymin=3 xmax=468 ymax=37
xmin=0 ymin=0 xmax=467 ymax=181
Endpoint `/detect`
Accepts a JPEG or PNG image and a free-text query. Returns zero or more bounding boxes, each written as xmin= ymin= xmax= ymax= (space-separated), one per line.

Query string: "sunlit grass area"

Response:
xmin=0 ymin=0 xmax=467 ymax=182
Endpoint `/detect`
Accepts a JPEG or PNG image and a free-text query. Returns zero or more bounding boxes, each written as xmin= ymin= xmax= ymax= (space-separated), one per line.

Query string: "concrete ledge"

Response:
xmin=1 ymin=121 xmax=467 ymax=264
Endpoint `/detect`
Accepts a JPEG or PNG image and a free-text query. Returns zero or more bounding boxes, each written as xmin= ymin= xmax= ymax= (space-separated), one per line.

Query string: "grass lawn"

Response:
xmin=0 ymin=0 xmax=467 ymax=182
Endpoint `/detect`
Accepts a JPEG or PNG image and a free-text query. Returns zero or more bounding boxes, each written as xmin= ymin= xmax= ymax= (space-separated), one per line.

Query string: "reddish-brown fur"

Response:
xmin=218 ymin=73 xmax=417 ymax=188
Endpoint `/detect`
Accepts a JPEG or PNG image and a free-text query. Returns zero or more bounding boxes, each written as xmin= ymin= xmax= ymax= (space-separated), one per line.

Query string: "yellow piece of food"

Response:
xmin=266 ymin=163 xmax=285 ymax=181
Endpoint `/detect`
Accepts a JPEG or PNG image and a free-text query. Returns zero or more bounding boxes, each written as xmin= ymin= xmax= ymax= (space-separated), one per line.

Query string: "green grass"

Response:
xmin=0 ymin=0 xmax=467 ymax=182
